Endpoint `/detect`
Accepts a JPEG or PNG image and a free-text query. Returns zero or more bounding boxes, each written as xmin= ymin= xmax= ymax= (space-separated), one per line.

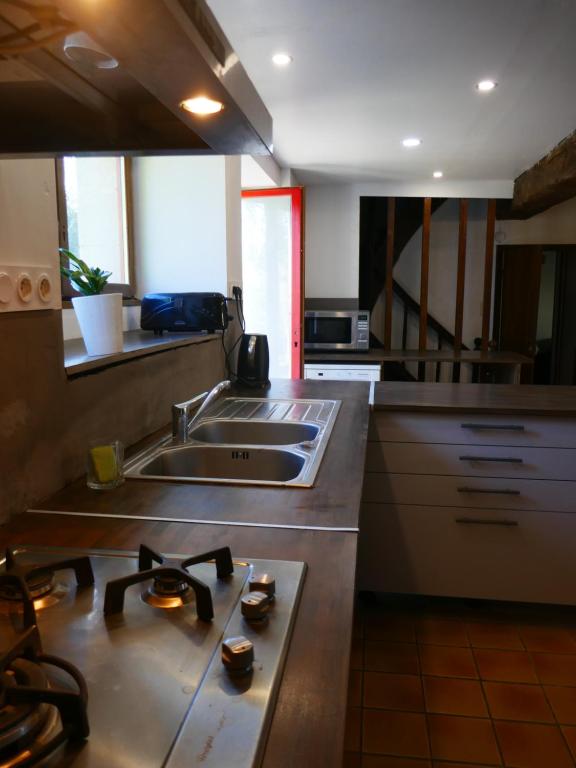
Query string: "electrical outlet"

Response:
xmin=0 ymin=265 xmax=60 ymax=313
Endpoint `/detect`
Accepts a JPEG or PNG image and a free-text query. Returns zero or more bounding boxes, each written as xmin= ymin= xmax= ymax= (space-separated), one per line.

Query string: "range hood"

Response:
xmin=0 ymin=0 xmax=272 ymax=157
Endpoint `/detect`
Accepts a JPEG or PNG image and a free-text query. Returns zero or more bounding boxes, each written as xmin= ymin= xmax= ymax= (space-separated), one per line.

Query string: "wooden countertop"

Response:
xmin=0 ymin=512 xmax=357 ymax=768
xmin=373 ymin=382 xmax=576 ymax=415
xmin=33 ymin=379 xmax=370 ymax=530
xmin=305 ymin=349 xmax=532 ymax=364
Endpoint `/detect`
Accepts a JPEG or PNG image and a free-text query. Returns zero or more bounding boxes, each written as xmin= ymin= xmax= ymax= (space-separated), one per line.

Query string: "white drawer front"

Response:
xmin=366 ymin=442 xmax=576 ymax=481
xmin=362 ymin=473 xmax=576 ymax=513
xmin=358 ymin=503 xmax=576 ymax=604
xmin=369 ymin=412 xmax=576 ymax=448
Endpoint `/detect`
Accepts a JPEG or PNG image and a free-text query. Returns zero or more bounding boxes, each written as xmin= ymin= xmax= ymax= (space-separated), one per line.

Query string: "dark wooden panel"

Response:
xmin=419 ymin=198 xmax=432 ymax=353
xmin=509 ymin=128 xmax=576 ymax=218
xmin=481 ymin=199 xmax=497 ymax=352
xmin=384 ymin=197 xmax=395 ymax=350
xmin=0 ymin=513 xmax=358 ymax=768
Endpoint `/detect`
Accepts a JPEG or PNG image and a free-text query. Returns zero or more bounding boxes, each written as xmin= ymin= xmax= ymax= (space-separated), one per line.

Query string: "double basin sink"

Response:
xmin=124 ymin=397 xmax=341 ymax=487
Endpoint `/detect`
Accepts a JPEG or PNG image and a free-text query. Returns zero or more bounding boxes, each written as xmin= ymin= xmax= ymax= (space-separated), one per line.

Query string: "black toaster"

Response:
xmin=140 ymin=292 xmax=229 ymax=334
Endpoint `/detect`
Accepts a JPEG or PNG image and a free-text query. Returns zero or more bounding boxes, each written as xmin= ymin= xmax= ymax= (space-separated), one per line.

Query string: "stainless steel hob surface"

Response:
xmin=0 ymin=546 xmax=306 ymax=768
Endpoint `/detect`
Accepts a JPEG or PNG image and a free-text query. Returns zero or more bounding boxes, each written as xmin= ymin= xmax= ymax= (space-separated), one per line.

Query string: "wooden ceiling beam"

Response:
xmin=508 ymin=129 xmax=576 ymax=219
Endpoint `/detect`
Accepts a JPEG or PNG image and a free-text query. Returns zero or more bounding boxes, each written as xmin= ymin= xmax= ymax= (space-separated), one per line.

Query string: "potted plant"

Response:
xmin=60 ymin=248 xmax=123 ymax=356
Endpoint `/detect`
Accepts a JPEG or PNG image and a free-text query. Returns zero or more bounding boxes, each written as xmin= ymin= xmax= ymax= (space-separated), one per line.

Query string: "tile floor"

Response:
xmin=345 ymin=594 xmax=576 ymax=767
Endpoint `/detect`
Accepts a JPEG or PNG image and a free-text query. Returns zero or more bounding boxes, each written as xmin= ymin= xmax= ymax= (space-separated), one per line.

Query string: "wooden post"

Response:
xmin=419 ymin=198 xmax=432 ymax=352
xmin=384 ymin=197 xmax=395 ymax=350
xmin=481 ymin=199 xmax=497 ymax=352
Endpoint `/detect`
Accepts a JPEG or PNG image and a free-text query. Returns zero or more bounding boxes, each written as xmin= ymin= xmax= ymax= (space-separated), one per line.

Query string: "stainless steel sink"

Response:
xmin=188 ymin=420 xmax=320 ymax=446
xmin=124 ymin=397 xmax=341 ymax=487
xmin=139 ymin=445 xmax=306 ymax=482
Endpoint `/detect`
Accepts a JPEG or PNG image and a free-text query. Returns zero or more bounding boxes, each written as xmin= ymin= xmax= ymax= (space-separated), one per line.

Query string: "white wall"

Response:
xmin=498 ymin=195 xmax=576 ymax=244
xmin=305 ymin=179 xmax=512 ymax=298
xmin=132 ymin=156 xmax=229 ymax=297
xmin=305 ymin=184 xmax=359 ymax=297
xmin=0 ymin=159 xmax=61 ymax=312
xmin=225 ymin=156 xmax=243 ymax=294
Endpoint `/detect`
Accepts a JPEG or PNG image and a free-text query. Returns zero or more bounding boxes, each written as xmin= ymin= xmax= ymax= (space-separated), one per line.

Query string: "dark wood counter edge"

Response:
xmin=0 ymin=513 xmax=358 ymax=768
xmin=64 ymin=330 xmax=220 ymax=376
xmin=34 ymin=379 xmax=371 ymax=530
xmin=372 ymin=382 xmax=576 ymax=416
xmin=305 ymin=350 xmax=532 ymax=364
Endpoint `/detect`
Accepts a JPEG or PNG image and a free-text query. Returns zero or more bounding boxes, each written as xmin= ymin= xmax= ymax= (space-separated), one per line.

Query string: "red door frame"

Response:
xmin=241 ymin=187 xmax=303 ymax=379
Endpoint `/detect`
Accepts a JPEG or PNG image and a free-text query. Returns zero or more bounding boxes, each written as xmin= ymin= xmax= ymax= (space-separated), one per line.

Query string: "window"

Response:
xmin=56 ymin=156 xmax=135 ymax=298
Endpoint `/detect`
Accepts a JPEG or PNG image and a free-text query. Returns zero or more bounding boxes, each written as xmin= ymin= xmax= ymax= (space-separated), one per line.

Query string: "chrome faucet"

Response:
xmin=172 ymin=380 xmax=231 ymax=443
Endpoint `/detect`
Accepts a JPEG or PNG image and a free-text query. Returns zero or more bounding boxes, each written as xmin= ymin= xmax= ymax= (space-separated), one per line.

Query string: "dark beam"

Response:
xmin=481 ymin=199 xmax=496 ymax=353
xmin=509 ymin=129 xmax=576 ymax=219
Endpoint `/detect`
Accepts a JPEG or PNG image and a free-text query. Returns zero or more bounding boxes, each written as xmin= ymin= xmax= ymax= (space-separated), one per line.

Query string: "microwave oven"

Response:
xmin=304 ymin=310 xmax=370 ymax=351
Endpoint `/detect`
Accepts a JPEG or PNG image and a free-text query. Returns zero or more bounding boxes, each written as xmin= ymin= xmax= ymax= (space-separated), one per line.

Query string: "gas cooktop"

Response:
xmin=0 ymin=545 xmax=306 ymax=768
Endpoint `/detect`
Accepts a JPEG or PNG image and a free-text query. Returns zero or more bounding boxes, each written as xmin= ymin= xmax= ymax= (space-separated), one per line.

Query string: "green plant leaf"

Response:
xmin=59 ymin=248 xmax=111 ymax=296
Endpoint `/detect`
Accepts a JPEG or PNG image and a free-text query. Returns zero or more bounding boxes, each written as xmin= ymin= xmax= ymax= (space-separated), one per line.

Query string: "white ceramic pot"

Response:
xmin=72 ymin=293 xmax=123 ymax=356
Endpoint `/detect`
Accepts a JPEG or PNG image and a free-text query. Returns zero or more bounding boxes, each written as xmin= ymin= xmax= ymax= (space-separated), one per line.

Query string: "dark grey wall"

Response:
xmin=0 ymin=310 xmax=225 ymax=521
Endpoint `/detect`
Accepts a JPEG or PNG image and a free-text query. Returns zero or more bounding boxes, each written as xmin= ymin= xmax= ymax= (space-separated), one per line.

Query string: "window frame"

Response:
xmin=55 ymin=156 xmax=137 ymax=301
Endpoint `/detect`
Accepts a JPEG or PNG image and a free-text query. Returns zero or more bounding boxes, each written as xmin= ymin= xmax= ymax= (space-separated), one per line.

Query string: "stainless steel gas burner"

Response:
xmin=0 ymin=545 xmax=306 ymax=768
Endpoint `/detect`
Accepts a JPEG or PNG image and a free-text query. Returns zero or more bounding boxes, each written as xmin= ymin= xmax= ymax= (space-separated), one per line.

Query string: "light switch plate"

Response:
xmin=0 ymin=265 xmax=61 ymax=313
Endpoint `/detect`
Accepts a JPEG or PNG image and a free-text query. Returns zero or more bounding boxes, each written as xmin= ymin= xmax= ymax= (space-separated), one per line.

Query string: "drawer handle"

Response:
xmin=457 ymin=486 xmax=521 ymax=495
xmin=461 ymin=423 xmax=525 ymax=431
xmin=455 ymin=517 xmax=518 ymax=527
xmin=459 ymin=455 xmax=523 ymax=464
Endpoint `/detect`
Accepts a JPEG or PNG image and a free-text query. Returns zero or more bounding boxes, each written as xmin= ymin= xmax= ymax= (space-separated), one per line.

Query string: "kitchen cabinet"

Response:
xmin=359 ymin=384 xmax=576 ymax=604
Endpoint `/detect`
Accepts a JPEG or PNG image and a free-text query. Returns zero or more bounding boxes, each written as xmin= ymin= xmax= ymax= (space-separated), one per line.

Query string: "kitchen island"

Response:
xmin=0 ymin=379 xmax=371 ymax=768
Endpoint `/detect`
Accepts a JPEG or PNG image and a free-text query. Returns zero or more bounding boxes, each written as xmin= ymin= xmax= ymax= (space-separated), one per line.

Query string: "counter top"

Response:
xmin=33 ymin=379 xmax=370 ymax=530
xmin=0 ymin=512 xmax=357 ymax=768
xmin=64 ymin=330 xmax=219 ymax=377
xmin=373 ymin=382 xmax=576 ymax=415
xmin=305 ymin=349 xmax=532 ymax=364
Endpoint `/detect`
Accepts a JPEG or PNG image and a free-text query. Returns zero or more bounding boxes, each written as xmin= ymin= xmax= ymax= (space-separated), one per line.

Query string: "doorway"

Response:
xmin=241 ymin=188 xmax=303 ymax=379
xmin=494 ymin=244 xmax=576 ymax=384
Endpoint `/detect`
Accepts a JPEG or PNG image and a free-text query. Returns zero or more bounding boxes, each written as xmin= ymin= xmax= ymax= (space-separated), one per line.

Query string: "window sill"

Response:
xmin=64 ymin=330 xmax=220 ymax=378
xmin=62 ymin=298 xmax=141 ymax=309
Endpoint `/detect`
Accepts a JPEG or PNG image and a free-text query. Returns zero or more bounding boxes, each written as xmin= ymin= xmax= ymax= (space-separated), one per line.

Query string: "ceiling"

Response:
xmin=206 ymin=0 xmax=576 ymax=185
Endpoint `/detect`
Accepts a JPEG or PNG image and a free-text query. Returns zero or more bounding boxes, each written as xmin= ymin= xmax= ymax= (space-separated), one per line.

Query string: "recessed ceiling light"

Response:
xmin=433 ymin=171 xmax=443 ymax=178
xmin=402 ymin=137 xmax=421 ymax=148
xmin=272 ymin=52 xmax=292 ymax=67
xmin=476 ymin=79 xmax=497 ymax=92
xmin=180 ymin=96 xmax=224 ymax=115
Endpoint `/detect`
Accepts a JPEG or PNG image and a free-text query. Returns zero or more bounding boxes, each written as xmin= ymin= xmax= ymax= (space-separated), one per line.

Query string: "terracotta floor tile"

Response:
xmin=545 ymin=686 xmax=576 ymax=725
xmin=494 ymin=720 xmax=573 ymax=768
xmin=364 ymin=672 xmax=424 ymax=711
xmin=365 ymin=642 xmax=420 ymax=675
xmin=351 ymin=637 xmax=364 ymax=670
xmin=474 ymin=649 xmax=537 ymax=683
xmin=349 ymin=669 xmax=363 ymax=708
xmin=483 ymin=682 xmax=553 ymax=722
xmin=467 ymin=622 xmax=524 ymax=650
xmin=519 ymin=626 xmax=576 ymax=654
xmin=532 ymin=653 xmax=576 ymax=685
xmin=416 ymin=619 xmax=469 ymax=647
xmin=561 ymin=725 xmax=576 ymax=761
xmin=428 ymin=714 xmax=501 ymax=765
xmin=362 ymin=709 xmax=430 ymax=758
xmin=419 ymin=645 xmax=477 ymax=679
xmin=423 ymin=676 xmax=487 ymax=717
xmin=365 ymin=616 xmax=417 ymax=643
xmin=362 ymin=756 xmax=431 ymax=768
xmin=345 ymin=707 xmax=362 ymax=752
